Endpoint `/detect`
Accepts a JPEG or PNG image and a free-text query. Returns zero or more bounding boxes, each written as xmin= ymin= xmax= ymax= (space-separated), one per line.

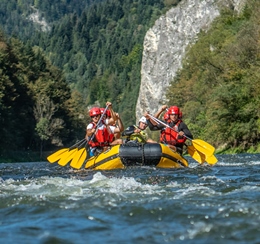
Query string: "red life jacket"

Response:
xmin=160 ymin=120 xmax=186 ymax=145
xmin=88 ymin=122 xmax=114 ymax=147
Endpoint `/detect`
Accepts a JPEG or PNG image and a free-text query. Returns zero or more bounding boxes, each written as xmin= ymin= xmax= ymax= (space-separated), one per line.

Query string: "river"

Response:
xmin=0 ymin=154 xmax=259 ymax=244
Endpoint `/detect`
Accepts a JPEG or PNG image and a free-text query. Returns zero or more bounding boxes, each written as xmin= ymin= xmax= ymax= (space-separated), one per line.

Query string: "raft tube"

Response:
xmin=85 ymin=143 xmax=188 ymax=170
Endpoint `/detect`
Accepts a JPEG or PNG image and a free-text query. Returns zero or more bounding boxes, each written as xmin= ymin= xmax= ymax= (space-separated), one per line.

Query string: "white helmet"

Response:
xmin=139 ymin=116 xmax=147 ymax=124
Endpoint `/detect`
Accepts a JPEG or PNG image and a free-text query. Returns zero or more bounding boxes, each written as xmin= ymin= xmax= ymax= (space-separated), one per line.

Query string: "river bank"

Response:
xmin=0 ymin=150 xmax=50 ymax=163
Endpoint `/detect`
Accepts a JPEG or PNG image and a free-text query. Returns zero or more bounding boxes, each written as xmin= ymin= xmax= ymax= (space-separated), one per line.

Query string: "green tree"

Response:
xmin=167 ymin=0 xmax=260 ymax=152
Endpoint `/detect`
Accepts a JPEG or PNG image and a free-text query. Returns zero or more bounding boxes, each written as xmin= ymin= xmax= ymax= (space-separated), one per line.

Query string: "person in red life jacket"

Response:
xmin=145 ymin=105 xmax=193 ymax=154
xmin=100 ymin=108 xmax=124 ymax=140
xmin=86 ymin=102 xmax=121 ymax=156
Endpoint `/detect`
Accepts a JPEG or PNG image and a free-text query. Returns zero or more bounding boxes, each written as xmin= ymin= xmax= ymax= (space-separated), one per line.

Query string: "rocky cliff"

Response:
xmin=136 ymin=0 xmax=246 ymax=120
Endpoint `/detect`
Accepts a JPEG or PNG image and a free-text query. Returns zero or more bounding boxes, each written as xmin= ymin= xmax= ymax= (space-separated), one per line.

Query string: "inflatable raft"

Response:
xmin=85 ymin=143 xmax=189 ymax=170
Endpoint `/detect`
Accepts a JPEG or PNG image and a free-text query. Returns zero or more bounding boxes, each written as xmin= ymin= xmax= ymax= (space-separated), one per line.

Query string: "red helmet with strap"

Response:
xmin=100 ymin=107 xmax=105 ymax=114
xmin=163 ymin=112 xmax=169 ymax=121
xmin=168 ymin=106 xmax=180 ymax=115
xmin=89 ymin=107 xmax=101 ymax=117
xmin=106 ymin=110 xmax=111 ymax=117
xmin=179 ymin=110 xmax=183 ymax=119
xmin=100 ymin=108 xmax=111 ymax=117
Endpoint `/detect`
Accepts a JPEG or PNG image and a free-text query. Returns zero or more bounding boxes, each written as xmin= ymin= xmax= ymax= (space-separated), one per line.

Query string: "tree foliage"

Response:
xmin=0 ymin=0 xmax=259 ymax=155
xmin=36 ymin=0 xmax=167 ymax=124
xmin=0 ymin=0 xmax=170 ymax=156
xmin=167 ymin=0 xmax=260 ymax=152
xmin=0 ymin=31 xmax=84 ymax=153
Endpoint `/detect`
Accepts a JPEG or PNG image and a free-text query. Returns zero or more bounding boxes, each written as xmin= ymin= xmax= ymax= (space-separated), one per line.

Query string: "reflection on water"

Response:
xmin=0 ymin=154 xmax=260 ymax=243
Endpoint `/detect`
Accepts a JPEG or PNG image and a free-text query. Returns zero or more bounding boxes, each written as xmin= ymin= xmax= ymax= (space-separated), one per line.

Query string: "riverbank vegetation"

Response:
xmin=167 ymin=0 xmax=260 ymax=153
xmin=0 ymin=0 xmax=259 ymax=162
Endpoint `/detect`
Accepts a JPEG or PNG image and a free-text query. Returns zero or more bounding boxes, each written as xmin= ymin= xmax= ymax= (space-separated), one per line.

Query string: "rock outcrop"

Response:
xmin=136 ymin=0 xmax=245 ymax=120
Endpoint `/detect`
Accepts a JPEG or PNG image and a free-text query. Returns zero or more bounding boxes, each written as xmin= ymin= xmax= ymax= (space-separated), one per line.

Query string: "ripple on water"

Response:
xmin=0 ymin=155 xmax=260 ymax=243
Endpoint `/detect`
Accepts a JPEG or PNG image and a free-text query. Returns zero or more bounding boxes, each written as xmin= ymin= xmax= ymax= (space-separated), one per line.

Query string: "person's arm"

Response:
xmin=154 ymin=105 xmax=168 ymax=118
xmin=144 ymin=111 xmax=160 ymax=128
xmin=146 ymin=119 xmax=161 ymax=131
xmin=114 ymin=113 xmax=124 ymax=132
xmin=143 ymin=112 xmax=164 ymax=131
xmin=178 ymin=122 xmax=193 ymax=139
xmin=121 ymin=125 xmax=136 ymax=136
xmin=86 ymin=123 xmax=95 ymax=138
xmin=144 ymin=107 xmax=167 ymax=127
xmin=106 ymin=101 xmax=117 ymax=125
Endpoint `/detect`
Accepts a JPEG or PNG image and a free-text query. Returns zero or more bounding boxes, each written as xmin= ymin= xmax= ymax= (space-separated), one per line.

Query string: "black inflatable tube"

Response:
xmin=119 ymin=143 xmax=162 ymax=166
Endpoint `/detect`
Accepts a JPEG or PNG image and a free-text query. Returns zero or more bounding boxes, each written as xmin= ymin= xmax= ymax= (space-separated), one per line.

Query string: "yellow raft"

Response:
xmin=85 ymin=143 xmax=188 ymax=170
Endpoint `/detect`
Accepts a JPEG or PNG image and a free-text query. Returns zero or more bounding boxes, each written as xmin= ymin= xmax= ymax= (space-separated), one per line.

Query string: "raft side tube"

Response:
xmin=85 ymin=145 xmax=125 ymax=170
xmin=157 ymin=144 xmax=189 ymax=168
xmin=119 ymin=143 xmax=162 ymax=166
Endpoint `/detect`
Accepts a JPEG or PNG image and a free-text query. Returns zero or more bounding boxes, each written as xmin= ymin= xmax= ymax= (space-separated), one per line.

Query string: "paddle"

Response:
xmin=186 ymin=144 xmax=218 ymax=165
xmin=147 ymin=114 xmax=215 ymax=158
xmin=47 ymin=148 xmax=69 ymax=163
xmin=70 ymin=140 xmax=88 ymax=169
xmin=70 ymin=105 xmax=110 ymax=169
xmin=55 ymin=138 xmax=86 ymax=167
xmin=205 ymin=154 xmax=218 ymax=165
xmin=70 ymin=148 xmax=87 ymax=169
xmin=187 ymin=144 xmax=205 ymax=164
xmin=58 ymin=148 xmax=78 ymax=166
xmin=47 ymin=138 xmax=86 ymax=163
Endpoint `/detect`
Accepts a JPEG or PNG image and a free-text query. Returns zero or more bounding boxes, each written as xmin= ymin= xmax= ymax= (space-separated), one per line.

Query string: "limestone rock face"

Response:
xmin=135 ymin=0 xmax=245 ymax=121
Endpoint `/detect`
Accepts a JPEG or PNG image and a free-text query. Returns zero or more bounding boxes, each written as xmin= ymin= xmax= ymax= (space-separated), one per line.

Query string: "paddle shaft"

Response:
xmin=69 ymin=138 xmax=86 ymax=149
xmin=47 ymin=138 xmax=87 ymax=163
xmin=147 ymin=113 xmax=187 ymax=137
xmin=147 ymin=114 xmax=214 ymax=164
xmin=147 ymin=113 xmax=215 ymax=156
xmin=67 ymin=106 xmax=109 ymax=167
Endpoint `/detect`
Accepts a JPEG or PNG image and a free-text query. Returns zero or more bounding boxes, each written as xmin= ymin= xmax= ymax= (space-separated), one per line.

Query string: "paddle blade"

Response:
xmin=70 ymin=148 xmax=87 ymax=169
xmin=205 ymin=154 xmax=218 ymax=165
xmin=187 ymin=145 xmax=205 ymax=164
xmin=47 ymin=148 xmax=69 ymax=163
xmin=192 ymin=139 xmax=215 ymax=157
xmin=58 ymin=148 xmax=78 ymax=166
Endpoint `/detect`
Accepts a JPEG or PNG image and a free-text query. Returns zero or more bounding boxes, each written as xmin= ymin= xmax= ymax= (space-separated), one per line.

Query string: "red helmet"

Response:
xmin=100 ymin=108 xmax=111 ymax=117
xmin=179 ymin=110 xmax=183 ymax=119
xmin=89 ymin=107 xmax=101 ymax=117
xmin=100 ymin=107 xmax=105 ymax=114
xmin=168 ymin=106 xmax=180 ymax=115
xmin=106 ymin=110 xmax=111 ymax=117
xmin=163 ymin=112 xmax=169 ymax=121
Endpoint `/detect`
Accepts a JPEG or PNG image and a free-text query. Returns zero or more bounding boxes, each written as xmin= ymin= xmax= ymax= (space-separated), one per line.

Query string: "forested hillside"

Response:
xmin=0 ymin=0 xmax=178 ymax=124
xmin=0 ymin=32 xmax=86 ymax=155
xmin=167 ymin=1 xmax=260 ymax=153
xmin=0 ymin=0 xmax=180 ymax=158
xmin=0 ymin=0 xmax=259 ymax=158
xmin=33 ymin=0 xmax=176 ymax=123
xmin=0 ymin=0 xmax=103 ymax=36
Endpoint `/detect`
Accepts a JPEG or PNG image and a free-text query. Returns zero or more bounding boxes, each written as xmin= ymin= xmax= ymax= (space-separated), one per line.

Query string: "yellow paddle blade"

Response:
xmin=192 ymin=139 xmax=215 ymax=157
xmin=187 ymin=144 xmax=218 ymax=165
xmin=205 ymin=154 xmax=218 ymax=165
xmin=187 ymin=145 xmax=205 ymax=164
xmin=58 ymin=148 xmax=78 ymax=166
xmin=70 ymin=148 xmax=87 ymax=169
xmin=47 ymin=148 xmax=69 ymax=163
